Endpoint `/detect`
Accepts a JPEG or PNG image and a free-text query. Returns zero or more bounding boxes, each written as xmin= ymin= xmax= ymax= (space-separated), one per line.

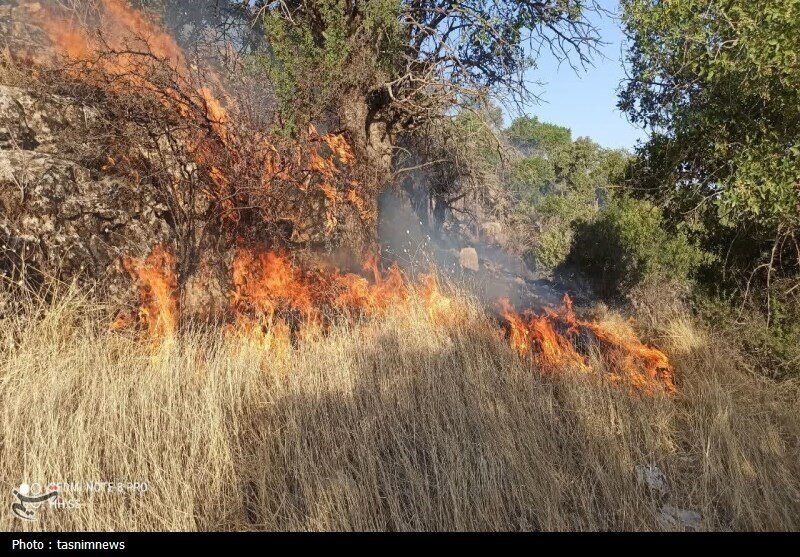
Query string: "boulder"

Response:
xmin=459 ymin=247 xmax=479 ymax=272
xmin=0 ymin=86 xmax=172 ymax=297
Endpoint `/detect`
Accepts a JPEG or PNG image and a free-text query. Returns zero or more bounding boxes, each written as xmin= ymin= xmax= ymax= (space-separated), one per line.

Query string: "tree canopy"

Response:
xmin=256 ymin=1 xmax=602 ymax=145
xmin=620 ymin=0 xmax=800 ymax=289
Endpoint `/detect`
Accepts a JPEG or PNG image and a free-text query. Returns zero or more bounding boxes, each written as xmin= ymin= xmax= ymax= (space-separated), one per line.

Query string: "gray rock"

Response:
xmin=459 ymin=246 xmax=479 ymax=272
xmin=636 ymin=463 xmax=668 ymax=495
xmin=0 ymin=86 xmax=172 ymax=299
xmin=659 ymin=505 xmax=703 ymax=531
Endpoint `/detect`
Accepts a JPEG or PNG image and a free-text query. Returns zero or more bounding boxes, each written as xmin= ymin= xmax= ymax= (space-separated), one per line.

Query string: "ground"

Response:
xmin=1 ymin=284 xmax=798 ymax=531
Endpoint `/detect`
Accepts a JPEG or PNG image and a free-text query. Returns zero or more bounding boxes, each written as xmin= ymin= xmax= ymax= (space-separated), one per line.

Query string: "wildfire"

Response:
xmin=499 ymin=295 xmax=675 ymax=394
xmin=112 ymin=244 xmax=674 ymax=394
xmin=230 ymin=246 xmax=412 ymax=323
xmin=113 ymin=244 xmax=179 ymax=338
xmin=27 ymin=2 xmax=676 ymax=395
xmin=29 ymin=1 xmax=373 ymax=238
xmin=38 ymin=0 xmax=187 ymax=86
xmin=231 ymin=247 xmax=317 ymax=328
xmin=114 ymin=243 xmax=452 ymax=341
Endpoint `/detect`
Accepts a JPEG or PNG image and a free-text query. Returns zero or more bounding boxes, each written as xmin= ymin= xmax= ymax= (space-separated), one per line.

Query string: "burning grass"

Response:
xmin=1 ymin=283 xmax=799 ymax=531
xmin=499 ymin=295 xmax=676 ymax=394
xmin=112 ymin=244 xmax=675 ymax=394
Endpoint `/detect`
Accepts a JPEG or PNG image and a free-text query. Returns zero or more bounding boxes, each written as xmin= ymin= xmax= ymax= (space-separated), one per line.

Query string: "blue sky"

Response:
xmin=509 ymin=1 xmax=646 ymax=151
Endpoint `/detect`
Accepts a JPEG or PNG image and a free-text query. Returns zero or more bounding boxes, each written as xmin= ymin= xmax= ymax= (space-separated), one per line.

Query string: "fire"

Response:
xmin=114 ymin=244 xmax=179 ymax=338
xmin=29 ymin=2 xmax=675 ymax=394
xmin=499 ymin=295 xmax=675 ymax=394
xmin=231 ymin=248 xmax=315 ymax=319
xmin=29 ymin=1 xmax=372 ymax=239
xmin=38 ymin=0 xmax=186 ymax=83
xmin=332 ymin=264 xmax=407 ymax=315
xmin=230 ymin=247 xmax=411 ymax=322
xmin=111 ymin=245 xmax=673 ymax=395
xmin=222 ymin=246 xmax=449 ymax=345
xmin=34 ymin=0 xmax=229 ymax=151
xmin=418 ymin=275 xmax=453 ymax=323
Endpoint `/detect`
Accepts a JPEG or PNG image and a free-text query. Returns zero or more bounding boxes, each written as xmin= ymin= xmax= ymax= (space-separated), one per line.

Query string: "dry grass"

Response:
xmin=1 ymin=285 xmax=799 ymax=531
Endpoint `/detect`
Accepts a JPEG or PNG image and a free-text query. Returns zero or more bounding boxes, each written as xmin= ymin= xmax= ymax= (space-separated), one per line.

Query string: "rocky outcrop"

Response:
xmin=0 ymin=85 xmax=172 ymax=296
xmin=0 ymin=79 xmax=378 ymax=320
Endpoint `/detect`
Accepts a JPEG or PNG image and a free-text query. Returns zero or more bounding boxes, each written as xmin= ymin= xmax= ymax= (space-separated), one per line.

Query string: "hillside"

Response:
xmin=1 ymin=0 xmax=799 ymax=534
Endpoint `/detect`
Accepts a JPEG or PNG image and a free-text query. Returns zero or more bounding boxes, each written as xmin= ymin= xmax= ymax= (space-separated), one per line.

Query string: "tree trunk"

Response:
xmin=338 ymin=91 xmax=395 ymax=257
xmin=339 ymin=92 xmax=393 ymax=177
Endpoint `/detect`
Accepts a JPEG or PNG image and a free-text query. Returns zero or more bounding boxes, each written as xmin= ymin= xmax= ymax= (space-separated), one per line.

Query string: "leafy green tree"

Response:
xmin=510 ymin=156 xmax=555 ymax=205
xmin=504 ymin=115 xmax=635 ymax=275
xmin=620 ymin=0 xmax=800 ymax=297
xmin=507 ymin=115 xmax=572 ymax=153
xmin=255 ymin=1 xmax=602 ymax=177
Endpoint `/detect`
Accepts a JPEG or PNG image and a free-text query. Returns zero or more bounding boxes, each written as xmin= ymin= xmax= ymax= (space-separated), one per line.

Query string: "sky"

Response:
xmin=510 ymin=0 xmax=647 ymax=151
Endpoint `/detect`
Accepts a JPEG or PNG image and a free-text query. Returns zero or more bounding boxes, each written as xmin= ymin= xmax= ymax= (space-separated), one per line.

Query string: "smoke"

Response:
xmin=377 ymin=187 xmax=570 ymax=314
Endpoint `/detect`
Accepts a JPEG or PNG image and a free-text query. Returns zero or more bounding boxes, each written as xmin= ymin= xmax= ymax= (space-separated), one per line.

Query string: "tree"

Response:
xmin=255 ymin=0 xmax=602 ymax=179
xmin=620 ymin=0 xmax=800 ymax=297
xmin=503 ymin=115 xmax=634 ymax=275
xmin=507 ymin=115 xmax=571 ymax=154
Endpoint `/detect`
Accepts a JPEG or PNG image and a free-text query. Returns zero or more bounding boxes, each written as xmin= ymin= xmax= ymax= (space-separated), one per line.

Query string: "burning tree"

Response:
xmin=2 ymin=0 xmax=384 ymax=313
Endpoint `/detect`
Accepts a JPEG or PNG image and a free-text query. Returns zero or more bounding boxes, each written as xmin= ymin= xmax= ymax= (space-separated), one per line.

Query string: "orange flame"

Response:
xmin=35 ymin=0 xmax=228 ymax=136
xmin=224 ymin=246 xmax=452 ymax=345
xmin=499 ymin=295 xmax=675 ymax=394
xmin=39 ymin=0 xmax=185 ymax=80
xmin=32 ymin=1 xmax=375 ymax=239
xmin=116 ymin=244 xmax=179 ymax=337
xmin=231 ymin=248 xmax=315 ymax=319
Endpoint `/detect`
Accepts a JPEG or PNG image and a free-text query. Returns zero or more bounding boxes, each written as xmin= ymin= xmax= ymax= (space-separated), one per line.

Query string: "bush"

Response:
xmin=509 ymin=156 xmax=555 ymax=207
xmin=524 ymin=225 xmax=573 ymax=272
xmin=521 ymin=191 xmax=597 ymax=275
xmin=567 ymin=197 xmax=709 ymax=299
xmin=695 ymin=284 xmax=800 ymax=379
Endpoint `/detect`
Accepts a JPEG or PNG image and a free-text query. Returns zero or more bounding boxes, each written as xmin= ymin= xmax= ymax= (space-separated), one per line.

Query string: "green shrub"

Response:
xmin=524 ymin=225 xmax=573 ymax=273
xmin=696 ymin=286 xmax=800 ymax=379
xmin=521 ymin=191 xmax=598 ymax=275
xmin=567 ymin=197 xmax=709 ymax=299
xmin=510 ymin=156 xmax=555 ymax=206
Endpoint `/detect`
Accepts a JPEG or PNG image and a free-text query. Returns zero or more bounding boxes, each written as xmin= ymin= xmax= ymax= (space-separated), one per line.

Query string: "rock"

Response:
xmin=459 ymin=247 xmax=479 ymax=272
xmin=659 ymin=505 xmax=702 ymax=531
xmin=636 ymin=464 xmax=668 ymax=495
xmin=480 ymin=221 xmax=506 ymax=245
xmin=0 ymin=85 xmax=175 ymax=302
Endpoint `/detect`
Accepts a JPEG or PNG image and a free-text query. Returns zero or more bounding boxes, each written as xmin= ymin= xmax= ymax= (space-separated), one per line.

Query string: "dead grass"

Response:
xmin=1 ymin=285 xmax=798 ymax=531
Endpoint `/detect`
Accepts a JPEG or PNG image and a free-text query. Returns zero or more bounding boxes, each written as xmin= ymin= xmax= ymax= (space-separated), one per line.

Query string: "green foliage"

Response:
xmin=451 ymin=109 xmax=504 ymax=168
xmin=567 ymin=197 xmax=709 ymax=299
xmin=505 ymin=117 xmax=633 ymax=275
xmin=255 ymin=1 xmax=600 ymax=139
xmin=260 ymin=0 xmax=403 ymax=129
xmin=507 ymin=116 xmax=571 ymax=152
xmin=697 ymin=286 xmax=800 ymax=379
xmin=509 ymin=156 xmax=554 ymax=205
xmin=525 ymin=222 xmax=573 ymax=272
xmin=620 ymin=0 xmax=800 ymax=293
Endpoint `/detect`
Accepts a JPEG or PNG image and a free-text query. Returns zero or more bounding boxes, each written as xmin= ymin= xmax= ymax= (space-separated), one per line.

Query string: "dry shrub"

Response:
xmin=1 ymin=283 xmax=798 ymax=531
